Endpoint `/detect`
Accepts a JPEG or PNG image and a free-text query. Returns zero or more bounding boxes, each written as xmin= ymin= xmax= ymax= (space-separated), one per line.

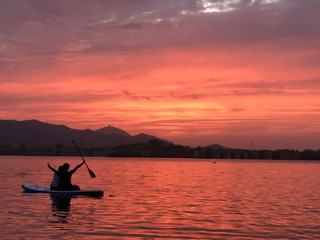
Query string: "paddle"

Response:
xmin=72 ymin=140 xmax=96 ymax=178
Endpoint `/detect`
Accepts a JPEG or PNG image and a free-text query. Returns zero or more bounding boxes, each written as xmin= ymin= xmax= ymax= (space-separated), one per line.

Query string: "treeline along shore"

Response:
xmin=1 ymin=139 xmax=320 ymax=160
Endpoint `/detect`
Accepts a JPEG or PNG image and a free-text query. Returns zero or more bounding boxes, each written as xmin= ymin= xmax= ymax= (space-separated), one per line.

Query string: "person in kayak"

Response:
xmin=48 ymin=164 xmax=64 ymax=190
xmin=48 ymin=160 xmax=85 ymax=190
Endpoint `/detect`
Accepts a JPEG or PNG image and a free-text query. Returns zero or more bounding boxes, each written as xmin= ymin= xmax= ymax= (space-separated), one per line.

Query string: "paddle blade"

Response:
xmin=88 ymin=168 xmax=96 ymax=178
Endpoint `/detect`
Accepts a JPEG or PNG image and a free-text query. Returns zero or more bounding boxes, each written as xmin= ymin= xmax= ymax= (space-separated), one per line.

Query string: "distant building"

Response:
xmin=24 ymin=146 xmax=56 ymax=156
xmin=93 ymin=148 xmax=113 ymax=156
xmin=57 ymin=147 xmax=78 ymax=156
xmin=0 ymin=144 xmax=14 ymax=155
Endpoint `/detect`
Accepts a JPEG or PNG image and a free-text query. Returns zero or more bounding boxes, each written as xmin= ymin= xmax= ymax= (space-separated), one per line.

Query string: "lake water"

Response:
xmin=0 ymin=156 xmax=319 ymax=239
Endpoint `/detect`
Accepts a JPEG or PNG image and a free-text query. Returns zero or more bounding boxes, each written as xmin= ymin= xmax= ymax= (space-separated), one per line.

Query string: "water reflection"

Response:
xmin=50 ymin=195 xmax=104 ymax=224
xmin=51 ymin=196 xmax=72 ymax=223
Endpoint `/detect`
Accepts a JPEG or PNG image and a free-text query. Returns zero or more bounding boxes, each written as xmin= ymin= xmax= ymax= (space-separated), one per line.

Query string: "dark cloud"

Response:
xmin=1 ymin=0 xmax=319 ymax=61
xmin=190 ymin=77 xmax=320 ymax=98
xmin=288 ymin=79 xmax=320 ymax=89
xmin=222 ymin=78 xmax=320 ymax=91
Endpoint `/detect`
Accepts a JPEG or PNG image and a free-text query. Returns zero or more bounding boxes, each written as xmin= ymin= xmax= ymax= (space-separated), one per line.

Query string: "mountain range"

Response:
xmin=0 ymin=119 xmax=167 ymax=148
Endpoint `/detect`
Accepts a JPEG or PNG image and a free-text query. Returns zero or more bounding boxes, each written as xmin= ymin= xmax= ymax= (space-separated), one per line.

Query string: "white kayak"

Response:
xmin=22 ymin=183 xmax=104 ymax=197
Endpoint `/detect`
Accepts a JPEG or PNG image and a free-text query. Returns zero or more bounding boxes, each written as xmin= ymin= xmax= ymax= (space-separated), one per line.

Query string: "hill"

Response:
xmin=205 ymin=144 xmax=229 ymax=150
xmin=0 ymin=119 xmax=167 ymax=148
xmin=95 ymin=125 xmax=131 ymax=138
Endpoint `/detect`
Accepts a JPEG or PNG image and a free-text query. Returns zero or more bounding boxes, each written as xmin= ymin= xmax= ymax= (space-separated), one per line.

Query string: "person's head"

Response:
xmin=58 ymin=166 xmax=64 ymax=172
xmin=63 ymin=163 xmax=70 ymax=171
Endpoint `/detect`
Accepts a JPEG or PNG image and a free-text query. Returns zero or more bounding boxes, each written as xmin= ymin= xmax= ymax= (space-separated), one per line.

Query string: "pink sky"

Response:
xmin=1 ymin=0 xmax=320 ymax=150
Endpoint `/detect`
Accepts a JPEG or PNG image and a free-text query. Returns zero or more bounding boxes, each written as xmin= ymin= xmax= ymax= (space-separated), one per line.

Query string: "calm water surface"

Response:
xmin=0 ymin=156 xmax=319 ymax=239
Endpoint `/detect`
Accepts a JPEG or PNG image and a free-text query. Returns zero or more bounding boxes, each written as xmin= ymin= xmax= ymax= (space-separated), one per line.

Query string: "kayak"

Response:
xmin=22 ymin=183 xmax=104 ymax=197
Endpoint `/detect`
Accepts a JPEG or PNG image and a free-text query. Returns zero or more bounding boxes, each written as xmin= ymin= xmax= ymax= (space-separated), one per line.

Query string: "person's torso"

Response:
xmin=58 ymin=172 xmax=72 ymax=187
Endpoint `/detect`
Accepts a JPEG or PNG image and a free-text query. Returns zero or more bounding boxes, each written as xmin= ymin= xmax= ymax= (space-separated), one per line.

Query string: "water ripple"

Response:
xmin=0 ymin=157 xmax=320 ymax=239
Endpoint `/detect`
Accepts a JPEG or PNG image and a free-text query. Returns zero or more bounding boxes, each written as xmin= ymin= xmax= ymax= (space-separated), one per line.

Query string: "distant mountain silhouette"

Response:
xmin=96 ymin=126 xmax=167 ymax=145
xmin=0 ymin=119 xmax=167 ymax=148
xmin=125 ymin=133 xmax=167 ymax=145
xmin=95 ymin=125 xmax=131 ymax=138
xmin=205 ymin=144 xmax=229 ymax=150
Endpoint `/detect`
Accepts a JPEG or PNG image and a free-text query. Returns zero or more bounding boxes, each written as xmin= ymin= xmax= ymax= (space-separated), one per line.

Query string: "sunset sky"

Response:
xmin=1 ymin=0 xmax=320 ymax=150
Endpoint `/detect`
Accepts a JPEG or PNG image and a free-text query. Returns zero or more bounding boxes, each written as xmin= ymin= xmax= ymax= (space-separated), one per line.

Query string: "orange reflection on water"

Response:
xmin=3 ymin=157 xmax=320 ymax=239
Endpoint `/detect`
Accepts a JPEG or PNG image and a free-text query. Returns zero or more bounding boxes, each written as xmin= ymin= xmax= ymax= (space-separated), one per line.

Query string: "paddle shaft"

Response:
xmin=72 ymin=140 xmax=96 ymax=178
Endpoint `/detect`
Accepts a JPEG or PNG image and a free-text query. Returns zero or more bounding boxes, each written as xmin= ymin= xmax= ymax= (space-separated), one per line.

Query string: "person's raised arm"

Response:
xmin=47 ymin=162 xmax=58 ymax=174
xmin=69 ymin=160 xmax=85 ymax=174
